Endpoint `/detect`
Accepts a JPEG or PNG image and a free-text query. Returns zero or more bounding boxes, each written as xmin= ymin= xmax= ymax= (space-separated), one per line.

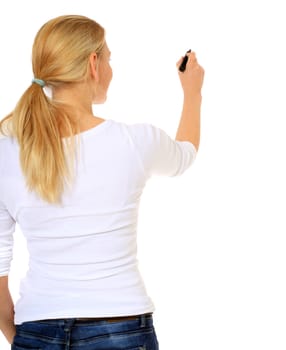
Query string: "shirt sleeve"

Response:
xmin=0 ymin=200 xmax=16 ymax=276
xmin=128 ymin=123 xmax=197 ymax=178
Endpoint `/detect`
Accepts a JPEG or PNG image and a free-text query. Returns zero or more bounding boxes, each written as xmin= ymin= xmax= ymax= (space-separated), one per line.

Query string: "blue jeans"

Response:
xmin=11 ymin=314 xmax=159 ymax=350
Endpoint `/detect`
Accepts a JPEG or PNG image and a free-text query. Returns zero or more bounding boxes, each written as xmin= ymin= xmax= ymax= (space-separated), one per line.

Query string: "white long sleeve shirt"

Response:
xmin=0 ymin=119 xmax=197 ymax=325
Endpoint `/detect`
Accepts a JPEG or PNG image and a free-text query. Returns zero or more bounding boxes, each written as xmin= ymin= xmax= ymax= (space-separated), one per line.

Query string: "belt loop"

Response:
xmin=64 ymin=318 xmax=76 ymax=332
xmin=140 ymin=314 xmax=146 ymax=328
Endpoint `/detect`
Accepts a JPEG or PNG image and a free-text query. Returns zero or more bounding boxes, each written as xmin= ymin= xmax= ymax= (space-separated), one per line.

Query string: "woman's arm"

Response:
xmin=175 ymin=51 xmax=204 ymax=151
xmin=0 ymin=276 xmax=16 ymax=344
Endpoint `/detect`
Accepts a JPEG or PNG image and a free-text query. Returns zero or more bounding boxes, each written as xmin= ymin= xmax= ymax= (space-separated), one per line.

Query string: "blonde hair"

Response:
xmin=0 ymin=15 xmax=105 ymax=205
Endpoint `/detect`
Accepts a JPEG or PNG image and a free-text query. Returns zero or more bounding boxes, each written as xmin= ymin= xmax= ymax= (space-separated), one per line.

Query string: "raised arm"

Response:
xmin=175 ymin=51 xmax=205 ymax=151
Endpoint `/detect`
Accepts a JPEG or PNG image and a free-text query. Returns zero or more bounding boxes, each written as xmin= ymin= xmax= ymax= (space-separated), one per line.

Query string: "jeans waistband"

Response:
xmin=29 ymin=313 xmax=153 ymax=329
xmin=75 ymin=313 xmax=152 ymax=323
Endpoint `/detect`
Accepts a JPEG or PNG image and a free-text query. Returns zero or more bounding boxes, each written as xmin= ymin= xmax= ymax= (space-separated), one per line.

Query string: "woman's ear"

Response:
xmin=89 ymin=52 xmax=99 ymax=82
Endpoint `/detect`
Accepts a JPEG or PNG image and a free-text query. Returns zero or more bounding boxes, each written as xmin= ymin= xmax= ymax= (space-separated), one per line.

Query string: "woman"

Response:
xmin=0 ymin=15 xmax=204 ymax=350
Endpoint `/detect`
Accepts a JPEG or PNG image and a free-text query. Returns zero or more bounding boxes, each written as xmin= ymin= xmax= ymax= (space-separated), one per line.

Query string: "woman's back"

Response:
xmin=0 ymin=118 xmax=196 ymax=325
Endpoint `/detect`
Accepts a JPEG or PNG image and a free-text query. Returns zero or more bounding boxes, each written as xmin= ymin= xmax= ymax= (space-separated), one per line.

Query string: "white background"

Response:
xmin=0 ymin=0 xmax=286 ymax=349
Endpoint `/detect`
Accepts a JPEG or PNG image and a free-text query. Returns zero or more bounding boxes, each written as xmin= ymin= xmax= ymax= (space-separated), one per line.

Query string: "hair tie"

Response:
xmin=32 ymin=78 xmax=46 ymax=87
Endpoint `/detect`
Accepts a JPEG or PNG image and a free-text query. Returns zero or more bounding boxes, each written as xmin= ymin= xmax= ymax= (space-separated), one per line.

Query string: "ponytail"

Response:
xmin=0 ymin=82 xmax=81 ymax=205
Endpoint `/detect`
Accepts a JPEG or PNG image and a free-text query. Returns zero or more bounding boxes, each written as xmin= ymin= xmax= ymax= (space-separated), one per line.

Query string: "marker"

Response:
xmin=179 ymin=49 xmax=192 ymax=72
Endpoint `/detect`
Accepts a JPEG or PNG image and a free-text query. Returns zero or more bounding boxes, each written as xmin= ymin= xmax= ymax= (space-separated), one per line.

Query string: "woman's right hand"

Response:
xmin=176 ymin=51 xmax=204 ymax=96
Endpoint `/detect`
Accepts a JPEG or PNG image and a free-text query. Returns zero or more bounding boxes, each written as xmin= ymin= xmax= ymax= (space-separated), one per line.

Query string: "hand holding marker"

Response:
xmin=177 ymin=49 xmax=204 ymax=95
